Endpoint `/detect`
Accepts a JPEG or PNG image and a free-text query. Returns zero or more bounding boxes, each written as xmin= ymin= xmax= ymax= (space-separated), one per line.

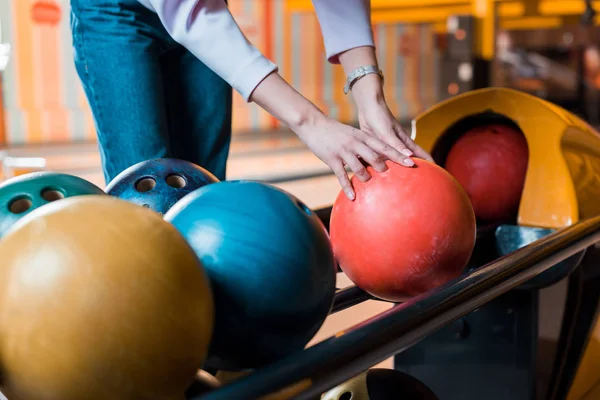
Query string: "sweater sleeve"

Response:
xmin=311 ymin=0 xmax=375 ymax=64
xmin=138 ymin=0 xmax=277 ymax=101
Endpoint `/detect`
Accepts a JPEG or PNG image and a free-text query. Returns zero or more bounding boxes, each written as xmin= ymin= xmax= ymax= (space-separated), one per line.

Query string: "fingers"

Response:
xmin=403 ymin=138 xmax=434 ymax=162
xmin=329 ymin=159 xmax=355 ymax=201
xmin=371 ymin=122 xmax=434 ymax=163
xmin=393 ymin=126 xmax=435 ymax=162
xmin=342 ymin=151 xmax=371 ymax=182
xmin=359 ymin=136 xmax=414 ymax=167
xmin=351 ymin=142 xmax=388 ymax=172
xmin=325 ymin=124 xmax=430 ymax=201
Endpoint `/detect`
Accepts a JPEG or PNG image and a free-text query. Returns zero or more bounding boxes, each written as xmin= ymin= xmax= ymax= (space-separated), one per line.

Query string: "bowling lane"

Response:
xmin=1 ymin=130 xmax=304 ymax=160
xmin=0 ymin=133 xmax=341 ymax=208
xmin=53 ymin=150 xmax=336 ymax=207
xmin=70 ymin=164 xmax=339 ymax=210
xmin=276 ymin=174 xmax=340 ymax=209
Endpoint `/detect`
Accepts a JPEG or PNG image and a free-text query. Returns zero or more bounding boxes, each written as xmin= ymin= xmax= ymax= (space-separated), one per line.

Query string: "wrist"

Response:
xmin=337 ymin=46 xmax=385 ymax=106
xmin=286 ymin=102 xmax=326 ymax=131
xmin=350 ymin=73 xmax=386 ymax=107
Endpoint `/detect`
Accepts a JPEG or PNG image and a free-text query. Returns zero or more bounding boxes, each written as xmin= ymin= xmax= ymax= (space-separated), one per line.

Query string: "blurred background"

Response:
xmin=1 ymin=1 xmax=600 ymax=208
xmin=2 ymin=1 xmax=600 ymax=196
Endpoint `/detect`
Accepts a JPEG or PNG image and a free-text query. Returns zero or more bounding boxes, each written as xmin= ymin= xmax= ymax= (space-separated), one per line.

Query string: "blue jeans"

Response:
xmin=70 ymin=0 xmax=233 ymax=183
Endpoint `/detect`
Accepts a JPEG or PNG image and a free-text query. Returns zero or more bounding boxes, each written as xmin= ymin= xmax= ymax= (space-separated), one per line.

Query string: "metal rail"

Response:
xmin=196 ymin=216 xmax=600 ymax=400
xmin=332 ymin=285 xmax=374 ymax=314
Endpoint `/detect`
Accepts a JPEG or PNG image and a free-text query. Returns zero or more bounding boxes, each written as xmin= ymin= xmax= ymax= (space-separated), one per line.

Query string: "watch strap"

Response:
xmin=343 ymin=65 xmax=384 ymax=94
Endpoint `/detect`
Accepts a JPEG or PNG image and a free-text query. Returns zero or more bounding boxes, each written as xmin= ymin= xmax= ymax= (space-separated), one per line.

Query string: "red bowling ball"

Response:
xmin=330 ymin=159 xmax=476 ymax=301
xmin=444 ymin=124 xmax=529 ymax=222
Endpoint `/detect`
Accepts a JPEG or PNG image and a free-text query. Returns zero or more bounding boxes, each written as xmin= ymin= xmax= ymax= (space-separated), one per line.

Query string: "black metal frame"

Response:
xmin=547 ymin=245 xmax=600 ymax=400
xmin=192 ymin=211 xmax=600 ymax=400
xmin=331 ymin=285 xmax=373 ymax=314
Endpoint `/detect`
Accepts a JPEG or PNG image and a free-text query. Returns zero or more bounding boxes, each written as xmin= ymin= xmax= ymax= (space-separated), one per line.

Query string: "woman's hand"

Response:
xmin=249 ymin=72 xmax=412 ymax=200
xmin=290 ymin=113 xmax=413 ymax=200
xmin=338 ymin=46 xmax=434 ymax=162
xmin=353 ymin=76 xmax=433 ymax=162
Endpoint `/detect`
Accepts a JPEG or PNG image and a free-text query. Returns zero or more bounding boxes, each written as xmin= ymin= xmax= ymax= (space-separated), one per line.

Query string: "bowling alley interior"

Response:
xmin=4 ymin=0 xmax=600 ymax=399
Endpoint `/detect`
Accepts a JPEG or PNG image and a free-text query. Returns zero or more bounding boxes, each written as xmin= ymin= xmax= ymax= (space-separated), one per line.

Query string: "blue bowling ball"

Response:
xmin=105 ymin=158 xmax=219 ymax=215
xmin=164 ymin=180 xmax=337 ymax=370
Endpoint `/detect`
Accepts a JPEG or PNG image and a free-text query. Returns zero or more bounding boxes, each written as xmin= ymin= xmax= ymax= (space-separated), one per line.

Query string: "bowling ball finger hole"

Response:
xmin=340 ymin=392 xmax=352 ymax=400
xmin=8 ymin=196 xmax=32 ymax=214
xmin=166 ymin=174 xmax=186 ymax=189
xmin=296 ymin=200 xmax=312 ymax=215
xmin=41 ymin=188 xmax=65 ymax=202
xmin=135 ymin=177 xmax=156 ymax=193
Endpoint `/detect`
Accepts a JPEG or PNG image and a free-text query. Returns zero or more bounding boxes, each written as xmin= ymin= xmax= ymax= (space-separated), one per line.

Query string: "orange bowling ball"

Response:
xmin=444 ymin=124 xmax=529 ymax=222
xmin=330 ymin=159 xmax=476 ymax=301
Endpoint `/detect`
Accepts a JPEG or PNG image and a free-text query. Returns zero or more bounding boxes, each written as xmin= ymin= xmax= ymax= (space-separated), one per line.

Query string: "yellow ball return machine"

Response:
xmin=393 ymin=87 xmax=600 ymax=400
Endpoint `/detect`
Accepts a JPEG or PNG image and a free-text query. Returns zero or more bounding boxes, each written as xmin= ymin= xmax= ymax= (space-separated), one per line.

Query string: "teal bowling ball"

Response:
xmin=164 ymin=180 xmax=337 ymax=370
xmin=105 ymin=158 xmax=219 ymax=215
xmin=0 ymin=172 xmax=105 ymax=238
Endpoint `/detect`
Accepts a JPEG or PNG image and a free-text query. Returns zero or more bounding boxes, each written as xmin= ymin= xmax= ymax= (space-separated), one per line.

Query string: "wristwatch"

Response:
xmin=344 ymin=65 xmax=384 ymax=94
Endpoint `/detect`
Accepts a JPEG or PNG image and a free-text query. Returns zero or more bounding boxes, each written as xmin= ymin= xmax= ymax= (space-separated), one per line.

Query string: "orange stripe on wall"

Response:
xmin=13 ymin=0 xmax=40 ymax=142
xmin=262 ymin=1 xmax=272 ymax=60
xmin=383 ymin=25 xmax=399 ymax=116
xmin=405 ymin=25 xmax=417 ymax=117
xmin=38 ymin=24 xmax=69 ymax=142
xmin=314 ymin=17 xmax=326 ymax=113
xmin=302 ymin=15 xmax=317 ymax=105
xmin=32 ymin=23 xmax=43 ymax=142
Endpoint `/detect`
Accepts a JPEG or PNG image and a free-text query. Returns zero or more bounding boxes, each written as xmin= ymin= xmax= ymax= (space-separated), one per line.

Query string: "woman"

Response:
xmin=70 ymin=0 xmax=432 ymax=200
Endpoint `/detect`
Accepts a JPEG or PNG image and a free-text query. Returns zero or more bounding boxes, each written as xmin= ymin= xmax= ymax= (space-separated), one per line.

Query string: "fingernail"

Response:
xmin=345 ymin=189 xmax=355 ymax=200
xmin=375 ymin=164 xmax=388 ymax=173
xmin=401 ymin=149 xmax=413 ymax=156
xmin=403 ymin=158 xmax=415 ymax=167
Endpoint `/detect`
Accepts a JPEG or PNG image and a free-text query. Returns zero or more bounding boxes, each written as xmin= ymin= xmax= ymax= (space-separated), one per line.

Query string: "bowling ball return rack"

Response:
xmin=193 ymin=205 xmax=600 ymax=400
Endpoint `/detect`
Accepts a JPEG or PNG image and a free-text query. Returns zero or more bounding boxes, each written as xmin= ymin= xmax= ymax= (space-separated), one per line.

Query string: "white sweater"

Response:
xmin=136 ymin=0 xmax=375 ymax=101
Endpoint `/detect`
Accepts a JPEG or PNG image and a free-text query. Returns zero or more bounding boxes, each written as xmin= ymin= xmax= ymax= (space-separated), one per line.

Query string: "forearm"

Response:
xmin=337 ymin=45 xmax=378 ymax=74
xmin=248 ymin=72 xmax=323 ymax=129
xmin=338 ymin=46 xmax=385 ymax=105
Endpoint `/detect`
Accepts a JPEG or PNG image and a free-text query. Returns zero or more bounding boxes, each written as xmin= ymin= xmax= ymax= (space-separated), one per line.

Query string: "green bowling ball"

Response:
xmin=0 ymin=172 xmax=105 ymax=238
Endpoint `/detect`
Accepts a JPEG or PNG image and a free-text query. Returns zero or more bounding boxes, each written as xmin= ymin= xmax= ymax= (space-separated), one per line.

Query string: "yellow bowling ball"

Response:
xmin=0 ymin=196 xmax=214 ymax=400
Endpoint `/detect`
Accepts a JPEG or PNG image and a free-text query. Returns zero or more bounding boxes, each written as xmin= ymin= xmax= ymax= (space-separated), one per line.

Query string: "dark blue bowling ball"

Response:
xmin=105 ymin=158 xmax=219 ymax=215
xmin=164 ymin=180 xmax=337 ymax=370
